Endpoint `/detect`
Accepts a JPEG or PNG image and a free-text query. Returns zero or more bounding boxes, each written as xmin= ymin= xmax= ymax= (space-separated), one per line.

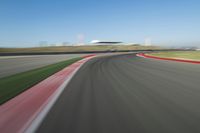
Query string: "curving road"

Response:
xmin=37 ymin=53 xmax=200 ymax=133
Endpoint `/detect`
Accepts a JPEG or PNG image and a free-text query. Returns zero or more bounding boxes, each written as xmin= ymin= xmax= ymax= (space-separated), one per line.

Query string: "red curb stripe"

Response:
xmin=136 ymin=53 xmax=200 ymax=64
xmin=0 ymin=55 xmax=95 ymax=133
xmin=82 ymin=54 xmax=96 ymax=58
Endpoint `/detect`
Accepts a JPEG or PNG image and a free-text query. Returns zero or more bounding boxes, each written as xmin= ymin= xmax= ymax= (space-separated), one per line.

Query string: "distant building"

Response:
xmin=90 ymin=40 xmax=101 ymax=44
xmin=62 ymin=42 xmax=70 ymax=46
xmin=39 ymin=41 xmax=48 ymax=47
xmin=90 ymin=40 xmax=122 ymax=45
xmin=144 ymin=37 xmax=152 ymax=46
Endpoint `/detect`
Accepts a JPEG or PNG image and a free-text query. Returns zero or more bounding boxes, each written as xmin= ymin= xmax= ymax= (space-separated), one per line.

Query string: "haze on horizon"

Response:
xmin=0 ymin=0 xmax=200 ymax=48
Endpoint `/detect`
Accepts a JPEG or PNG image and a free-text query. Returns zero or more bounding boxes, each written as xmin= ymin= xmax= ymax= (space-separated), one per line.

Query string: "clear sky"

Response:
xmin=0 ymin=0 xmax=200 ymax=47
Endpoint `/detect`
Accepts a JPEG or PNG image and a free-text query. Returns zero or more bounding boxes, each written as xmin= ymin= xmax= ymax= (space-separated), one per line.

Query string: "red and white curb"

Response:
xmin=136 ymin=53 xmax=200 ymax=64
xmin=0 ymin=55 xmax=95 ymax=133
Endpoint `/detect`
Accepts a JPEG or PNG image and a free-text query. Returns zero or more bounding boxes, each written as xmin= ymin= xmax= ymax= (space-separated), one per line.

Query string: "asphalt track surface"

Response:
xmin=0 ymin=54 xmax=85 ymax=78
xmin=37 ymin=53 xmax=200 ymax=133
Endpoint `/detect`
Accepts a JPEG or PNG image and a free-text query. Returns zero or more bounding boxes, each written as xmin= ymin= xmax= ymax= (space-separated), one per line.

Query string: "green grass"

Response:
xmin=0 ymin=57 xmax=82 ymax=105
xmin=148 ymin=51 xmax=200 ymax=60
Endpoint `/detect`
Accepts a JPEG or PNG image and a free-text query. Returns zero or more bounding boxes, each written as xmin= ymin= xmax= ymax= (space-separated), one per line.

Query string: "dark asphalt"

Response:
xmin=37 ymin=54 xmax=200 ymax=133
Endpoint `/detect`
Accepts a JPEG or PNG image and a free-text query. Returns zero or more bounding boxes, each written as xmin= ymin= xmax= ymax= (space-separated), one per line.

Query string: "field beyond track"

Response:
xmin=0 ymin=45 xmax=161 ymax=53
xmin=148 ymin=51 xmax=200 ymax=61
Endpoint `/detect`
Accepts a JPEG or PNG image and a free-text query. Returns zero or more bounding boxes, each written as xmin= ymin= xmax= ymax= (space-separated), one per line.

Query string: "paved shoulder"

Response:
xmin=0 ymin=54 xmax=83 ymax=78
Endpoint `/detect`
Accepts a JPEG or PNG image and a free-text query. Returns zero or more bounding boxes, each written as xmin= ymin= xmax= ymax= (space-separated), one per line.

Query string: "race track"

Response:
xmin=37 ymin=53 xmax=200 ymax=133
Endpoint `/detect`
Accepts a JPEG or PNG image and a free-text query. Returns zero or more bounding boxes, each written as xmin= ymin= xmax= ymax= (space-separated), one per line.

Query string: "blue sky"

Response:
xmin=0 ymin=0 xmax=200 ymax=47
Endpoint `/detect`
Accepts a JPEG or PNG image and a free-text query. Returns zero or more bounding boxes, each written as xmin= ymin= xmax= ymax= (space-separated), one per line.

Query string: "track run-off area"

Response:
xmin=0 ymin=54 xmax=87 ymax=78
xmin=36 ymin=53 xmax=200 ymax=133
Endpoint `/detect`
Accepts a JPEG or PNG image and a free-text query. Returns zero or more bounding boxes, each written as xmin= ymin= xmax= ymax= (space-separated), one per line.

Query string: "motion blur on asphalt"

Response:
xmin=0 ymin=0 xmax=200 ymax=133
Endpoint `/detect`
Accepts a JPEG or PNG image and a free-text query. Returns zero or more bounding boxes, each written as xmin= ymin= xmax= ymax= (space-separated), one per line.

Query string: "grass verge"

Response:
xmin=148 ymin=51 xmax=200 ymax=60
xmin=0 ymin=57 xmax=82 ymax=105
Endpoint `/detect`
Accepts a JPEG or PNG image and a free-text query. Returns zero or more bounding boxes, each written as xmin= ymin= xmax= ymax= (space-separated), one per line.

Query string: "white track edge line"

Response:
xmin=24 ymin=58 xmax=91 ymax=133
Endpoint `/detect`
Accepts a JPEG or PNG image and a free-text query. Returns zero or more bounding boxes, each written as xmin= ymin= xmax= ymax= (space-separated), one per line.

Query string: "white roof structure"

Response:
xmin=90 ymin=40 xmax=101 ymax=44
